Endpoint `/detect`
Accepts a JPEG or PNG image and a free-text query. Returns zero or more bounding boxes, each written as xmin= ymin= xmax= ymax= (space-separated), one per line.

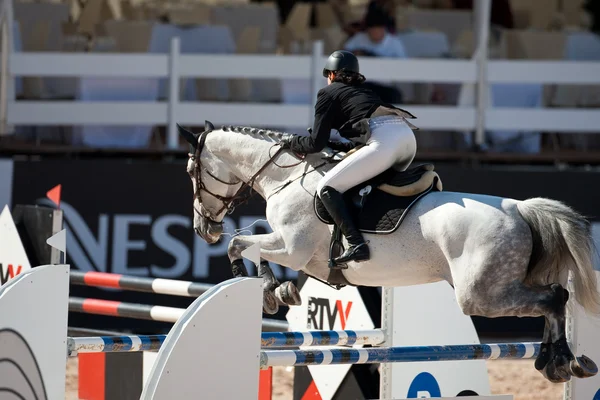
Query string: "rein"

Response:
xmin=191 ymin=129 xmax=302 ymax=222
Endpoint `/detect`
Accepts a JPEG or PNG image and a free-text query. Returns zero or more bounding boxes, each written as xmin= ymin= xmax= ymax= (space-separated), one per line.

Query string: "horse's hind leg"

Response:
xmin=532 ymin=286 xmax=597 ymax=381
xmin=535 ymin=317 xmax=552 ymax=373
xmin=533 ymin=284 xmax=574 ymax=383
xmin=457 ymin=277 xmax=595 ymax=383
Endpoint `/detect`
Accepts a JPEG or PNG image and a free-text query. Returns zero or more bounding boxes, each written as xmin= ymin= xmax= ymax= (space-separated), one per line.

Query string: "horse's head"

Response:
xmin=178 ymin=121 xmax=243 ymax=244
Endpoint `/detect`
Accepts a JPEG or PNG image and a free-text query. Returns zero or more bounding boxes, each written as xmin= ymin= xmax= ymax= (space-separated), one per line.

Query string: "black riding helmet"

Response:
xmin=322 ymin=50 xmax=360 ymax=78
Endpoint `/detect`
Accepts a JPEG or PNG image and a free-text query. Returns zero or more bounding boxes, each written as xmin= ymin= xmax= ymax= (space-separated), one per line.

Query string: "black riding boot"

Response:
xmin=320 ymin=186 xmax=370 ymax=266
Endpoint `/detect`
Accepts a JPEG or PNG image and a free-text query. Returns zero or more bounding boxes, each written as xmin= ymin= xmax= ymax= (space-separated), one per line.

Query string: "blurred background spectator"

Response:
xmin=343 ymin=4 xmax=405 ymax=103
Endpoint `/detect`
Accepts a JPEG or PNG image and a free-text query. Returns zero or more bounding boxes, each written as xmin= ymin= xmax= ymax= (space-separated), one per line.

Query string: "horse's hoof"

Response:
xmin=274 ymin=281 xmax=302 ymax=306
xmin=542 ymin=355 xmax=572 ymax=383
xmin=570 ymin=355 xmax=598 ymax=378
xmin=263 ymin=291 xmax=279 ymax=315
xmin=259 ymin=261 xmax=280 ymax=292
xmin=535 ymin=343 xmax=551 ymax=371
xmin=541 ymin=362 xmax=571 ymax=383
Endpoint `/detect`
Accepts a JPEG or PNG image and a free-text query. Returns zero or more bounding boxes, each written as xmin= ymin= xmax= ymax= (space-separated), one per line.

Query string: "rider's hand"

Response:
xmin=279 ymin=133 xmax=295 ymax=149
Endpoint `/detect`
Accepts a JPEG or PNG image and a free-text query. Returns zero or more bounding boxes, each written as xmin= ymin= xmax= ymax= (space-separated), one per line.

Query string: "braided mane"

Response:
xmin=221 ymin=125 xmax=285 ymax=140
xmin=219 ymin=124 xmax=341 ymax=161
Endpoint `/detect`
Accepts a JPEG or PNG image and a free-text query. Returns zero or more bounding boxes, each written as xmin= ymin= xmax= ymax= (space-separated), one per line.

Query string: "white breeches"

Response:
xmin=317 ymin=115 xmax=417 ymax=195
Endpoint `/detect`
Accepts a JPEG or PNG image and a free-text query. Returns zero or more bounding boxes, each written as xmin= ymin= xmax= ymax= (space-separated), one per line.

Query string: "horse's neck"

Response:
xmin=206 ymin=129 xmax=324 ymax=199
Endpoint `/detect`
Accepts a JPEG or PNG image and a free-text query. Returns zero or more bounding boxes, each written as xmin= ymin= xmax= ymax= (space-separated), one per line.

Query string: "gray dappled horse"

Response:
xmin=179 ymin=121 xmax=600 ymax=384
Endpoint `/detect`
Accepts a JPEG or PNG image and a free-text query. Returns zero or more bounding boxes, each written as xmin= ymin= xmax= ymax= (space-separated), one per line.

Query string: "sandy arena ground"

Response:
xmin=65 ymin=357 xmax=565 ymax=399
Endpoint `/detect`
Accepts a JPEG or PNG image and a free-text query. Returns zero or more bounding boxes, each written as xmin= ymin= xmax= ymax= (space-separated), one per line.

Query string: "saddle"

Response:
xmin=314 ymin=156 xmax=443 ymax=287
xmin=314 ymin=162 xmax=443 ymax=233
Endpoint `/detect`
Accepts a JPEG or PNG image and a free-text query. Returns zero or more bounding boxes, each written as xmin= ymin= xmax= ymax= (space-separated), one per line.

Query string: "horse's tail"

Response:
xmin=517 ymin=197 xmax=600 ymax=315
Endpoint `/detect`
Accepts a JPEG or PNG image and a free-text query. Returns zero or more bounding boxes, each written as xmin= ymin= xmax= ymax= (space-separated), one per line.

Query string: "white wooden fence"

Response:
xmin=1 ymin=0 xmax=600 ymax=150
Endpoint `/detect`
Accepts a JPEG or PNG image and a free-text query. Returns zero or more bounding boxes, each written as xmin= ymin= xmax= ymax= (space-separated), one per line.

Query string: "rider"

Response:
xmin=279 ymin=50 xmax=418 ymax=268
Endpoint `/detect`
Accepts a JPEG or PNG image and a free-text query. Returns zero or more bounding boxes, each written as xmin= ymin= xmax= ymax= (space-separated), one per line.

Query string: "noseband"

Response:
xmin=190 ymin=129 xmax=287 ymax=223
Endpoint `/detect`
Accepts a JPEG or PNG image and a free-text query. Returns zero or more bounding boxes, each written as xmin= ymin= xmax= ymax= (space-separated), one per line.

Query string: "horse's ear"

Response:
xmin=204 ymin=120 xmax=215 ymax=132
xmin=177 ymin=123 xmax=199 ymax=151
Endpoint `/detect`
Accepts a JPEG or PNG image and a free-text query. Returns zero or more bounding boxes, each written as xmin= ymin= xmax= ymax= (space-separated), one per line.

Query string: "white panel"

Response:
xmin=0 ymin=264 xmax=70 ymax=400
xmin=7 ymin=101 xmax=476 ymax=130
xmin=177 ymin=103 xmax=310 ymax=128
xmin=566 ymin=270 xmax=600 ymax=400
xmin=179 ymin=54 xmax=311 ymax=79
xmin=486 ymin=108 xmax=600 ymax=132
xmin=7 ymin=102 xmax=167 ymax=125
xmin=396 ymin=106 xmax=476 ymax=130
xmin=11 ymin=53 xmax=600 ymax=85
xmin=11 ymin=53 xmax=169 ymax=77
xmin=359 ymin=58 xmax=477 ymax=83
xmin=489 ymin=61 xmax=600 ymax=84
xmin=142 ymin=351 xmax=159 ymax=386
xmin=388 ymin=281 xmax=491 ymax=398
xmin=10 ymin=53 xmax=478 ymax=82
xmin=141 ymin=277 xmax=263 ymax=400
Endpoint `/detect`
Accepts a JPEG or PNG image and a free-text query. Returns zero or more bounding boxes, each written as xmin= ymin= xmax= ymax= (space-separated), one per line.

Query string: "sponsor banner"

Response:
xmin=12 ymin=160 xmax=297 ymax=281
xmin=11 ymin=160 xmax=297 ymax=331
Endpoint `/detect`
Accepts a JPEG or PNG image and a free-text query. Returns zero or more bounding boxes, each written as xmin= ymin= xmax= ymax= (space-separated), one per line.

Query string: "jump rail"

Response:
xmin=67 ymin=329 xmax=387 ymax=355
xmin=68 ymin=296 xmax=289 ymax=331
xmin=70 ymin=270 xmax=213 ymax=297
xmin=259 ymin=342 xmax=541 ymax=369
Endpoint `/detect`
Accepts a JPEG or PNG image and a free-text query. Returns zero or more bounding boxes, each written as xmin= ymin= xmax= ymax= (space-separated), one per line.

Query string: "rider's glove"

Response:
xmin=279 ymin=133 xmax=295 ymax=149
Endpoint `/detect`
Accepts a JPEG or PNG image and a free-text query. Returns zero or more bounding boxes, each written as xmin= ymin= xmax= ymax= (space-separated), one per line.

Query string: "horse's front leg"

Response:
xmin=227 ymin=232 xmax=302 ymax=314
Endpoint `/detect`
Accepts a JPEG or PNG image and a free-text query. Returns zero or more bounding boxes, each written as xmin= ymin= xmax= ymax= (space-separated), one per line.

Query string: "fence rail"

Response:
xmin=2 ymin=13 xmax=600 ymax=148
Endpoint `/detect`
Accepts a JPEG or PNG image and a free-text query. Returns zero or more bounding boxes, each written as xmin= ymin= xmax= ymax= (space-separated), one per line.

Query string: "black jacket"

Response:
xmin=288 ymin=81 xmax=412 ymax=154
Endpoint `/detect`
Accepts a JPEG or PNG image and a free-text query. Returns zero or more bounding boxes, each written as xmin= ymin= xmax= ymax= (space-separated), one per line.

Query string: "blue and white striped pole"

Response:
xmin=259 ymin=342 xmax=541 ymax=369
xmin=68 ymin=329 xmax=387 ymax=356
xmin=67 ymin=335 xmax=166 ymax=356
xmin=261 ymin=329 xmax=385 ymax=348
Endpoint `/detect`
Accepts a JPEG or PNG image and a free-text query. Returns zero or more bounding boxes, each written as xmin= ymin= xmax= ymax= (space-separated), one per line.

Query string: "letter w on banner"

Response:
xmin=335 ymin=300 xmax=352 ymax=330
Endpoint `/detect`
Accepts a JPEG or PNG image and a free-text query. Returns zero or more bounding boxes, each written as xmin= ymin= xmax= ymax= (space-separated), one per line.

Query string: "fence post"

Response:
xmin=0 ymin=0 xmax=14 ymax=136
xmin=473 ymin=0 xmax=491 ymax=148
xmin=309 ymin=40 xmax=324 ymax=128
xmin=379 ymin=286 xmax=394 ymax=399
xmin=167 ymin=36 xmax=181 ymax=150
xmin=0 ymin=9 xmax=7 ymax=135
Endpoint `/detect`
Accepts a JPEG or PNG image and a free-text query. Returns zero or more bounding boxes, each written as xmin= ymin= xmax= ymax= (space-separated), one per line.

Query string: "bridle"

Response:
xmin=189 ymin=128 xmax=302 ymax=224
